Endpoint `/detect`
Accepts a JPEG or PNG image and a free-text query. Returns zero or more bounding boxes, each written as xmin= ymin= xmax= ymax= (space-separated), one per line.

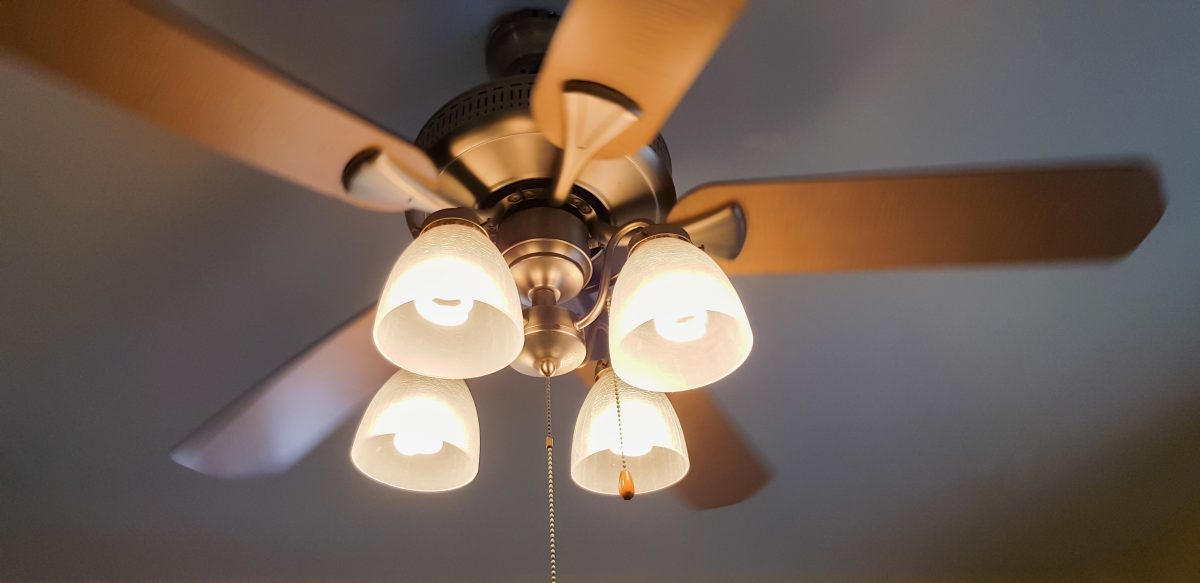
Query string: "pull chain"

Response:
xmin=544 ymin=373 xmax=557 ymax=583
xmin=612 ymin=370 xmax=627 ymax=471
xmin=609 ymin=364 xmax=636 ymax=500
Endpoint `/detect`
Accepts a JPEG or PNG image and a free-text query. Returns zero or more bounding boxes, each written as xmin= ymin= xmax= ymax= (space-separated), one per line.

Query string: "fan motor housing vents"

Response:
xmin=411 ymin=75 xmax=676 ymax=233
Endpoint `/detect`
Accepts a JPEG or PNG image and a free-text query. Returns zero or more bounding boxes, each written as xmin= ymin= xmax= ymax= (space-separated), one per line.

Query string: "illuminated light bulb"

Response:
xmin=351 ymin=369 xmax=480 ymax=492
xmin=414 ymin=296 xmax=474 ymax=327
xmin=609 ymin=236 xmax=752 ymax=392
xmin=374 ymin=223 xmax=523 ymax=379
xmin=570 ymin=368 xmax=688 ymax=496
xmin=653 ymin=308 xmax=709 ymax=343
xmin=381 ymin=395 xmax=462 ymax=456
xmin=393 ymin=432 xmax=444 ymax=456
xmin=592 ymin=399 xmax=668 ymax=457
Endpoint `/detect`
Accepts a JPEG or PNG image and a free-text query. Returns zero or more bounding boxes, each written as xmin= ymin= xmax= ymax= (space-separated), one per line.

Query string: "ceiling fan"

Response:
xmin=3 ymin=0 xmax=1163 ymax=522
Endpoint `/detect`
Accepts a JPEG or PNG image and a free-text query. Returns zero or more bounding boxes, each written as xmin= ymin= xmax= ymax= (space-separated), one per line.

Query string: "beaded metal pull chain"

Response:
xmin=544 ymin=372 xmax=558 ymax=583
xmin=605 ymin=362 xmax=635 ymax=500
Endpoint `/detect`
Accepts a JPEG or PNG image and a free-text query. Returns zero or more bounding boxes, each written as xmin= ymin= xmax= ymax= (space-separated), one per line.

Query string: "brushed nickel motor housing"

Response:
xmin=409 ymin=8 xmax=674 ymax=235
xmin=497 ymin=207 xmax=593 ymax=303
xmin=408 ymin=8 xmax=676 ymax=235
xmin=410 ymin=75 xmax=675 ymax=235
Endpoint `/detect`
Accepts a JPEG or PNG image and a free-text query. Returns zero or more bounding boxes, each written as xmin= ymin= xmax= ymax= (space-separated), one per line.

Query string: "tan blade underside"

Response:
xmin=170 ymin=308 xmax=394 ymax=478
xmin=532 ymin=0 xmax=745 ymax=158
xmin=0 ymin=0 xmax=436 ymax=210
xmin=670 ymin=162 xmax=1164 ymax=274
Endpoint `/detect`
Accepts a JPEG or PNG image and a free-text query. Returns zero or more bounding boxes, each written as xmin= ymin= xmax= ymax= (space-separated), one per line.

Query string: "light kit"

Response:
xmin=358 ymin=184 xmax=747 ymax=494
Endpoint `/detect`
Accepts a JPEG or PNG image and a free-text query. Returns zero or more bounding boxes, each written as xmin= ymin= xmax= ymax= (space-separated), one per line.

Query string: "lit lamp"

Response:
xmin=374 ymin=211 xmax=524 ymax=379
xmin=351 ymin=369 xmax=480 ymax=491
xmin=571 ymin=367 xmax=689 ymax=496
xmin=609 ymin=229 xmax=753 ymax=392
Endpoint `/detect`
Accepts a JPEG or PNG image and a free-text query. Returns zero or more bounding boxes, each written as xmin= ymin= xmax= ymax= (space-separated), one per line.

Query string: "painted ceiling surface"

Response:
xmin=2 ymin=1 xmax=1199 ymax=581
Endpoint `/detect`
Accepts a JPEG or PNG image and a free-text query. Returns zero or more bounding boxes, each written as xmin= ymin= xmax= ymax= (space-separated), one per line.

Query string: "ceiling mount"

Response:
xmin=485 ymin=9 xmax=560 ymax=79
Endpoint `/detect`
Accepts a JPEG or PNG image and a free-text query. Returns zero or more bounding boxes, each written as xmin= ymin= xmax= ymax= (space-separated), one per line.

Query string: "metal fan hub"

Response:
xmin=497 ymin=207 xmax=593 ymax=303
xmin=408 ymin=10 xmax=676 ymax=235
xmin=411 ymin=76 xmax=675 ymax=234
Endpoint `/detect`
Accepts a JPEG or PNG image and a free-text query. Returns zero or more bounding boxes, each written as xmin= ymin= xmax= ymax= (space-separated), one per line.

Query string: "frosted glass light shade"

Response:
xmin=609 ymin=236 xmax=753 ymax=392
xmin=374 ymin=223 xmax=523 ymax=379
xmin=351 ymin=369 xmax=480 ymax=492
xmin=571 ymin=368 xmax=689 ymax=496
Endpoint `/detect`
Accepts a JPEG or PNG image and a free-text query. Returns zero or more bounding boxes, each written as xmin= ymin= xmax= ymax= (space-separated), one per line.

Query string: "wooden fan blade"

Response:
xmin=573 ymin=362 xmax=770 ymax=510
xmin=170 ymin=307 xmax=394 ymax=478
xmin=0 ymin=0 xmax=436 ymax=210
xmin=669 ymin=162 xmax=1165 ymax=274
xmin=532 ymin=0 xmax=745 ymax=158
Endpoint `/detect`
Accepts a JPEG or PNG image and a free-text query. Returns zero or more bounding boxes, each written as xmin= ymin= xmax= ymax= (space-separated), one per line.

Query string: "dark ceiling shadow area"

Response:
xmin=926 ymin=388 xmax=1200 ymax=581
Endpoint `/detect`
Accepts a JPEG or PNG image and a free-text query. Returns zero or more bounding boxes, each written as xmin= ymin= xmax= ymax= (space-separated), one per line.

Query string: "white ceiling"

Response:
xmin=2 ymin=1 xmax=1199 ymax=581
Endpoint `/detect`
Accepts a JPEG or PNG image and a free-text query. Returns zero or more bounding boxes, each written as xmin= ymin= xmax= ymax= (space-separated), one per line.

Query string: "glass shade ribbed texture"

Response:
xmin=609 ymin=236 xmax=753 ymax=392
xmin=374 ymin=223 xmax=523 ymax=379
xmin=351 ymin=369 xmax=480 ymax=492
xmin=571 ymin=368 xmax=689 ymax=496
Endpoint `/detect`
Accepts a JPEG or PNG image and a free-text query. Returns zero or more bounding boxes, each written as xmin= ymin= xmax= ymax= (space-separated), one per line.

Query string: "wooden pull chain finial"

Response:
xmin=619 ymin=468 xmax=635 ymax=500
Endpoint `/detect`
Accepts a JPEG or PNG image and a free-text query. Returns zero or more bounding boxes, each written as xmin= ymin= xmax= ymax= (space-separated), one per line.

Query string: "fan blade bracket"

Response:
xmin=531 ymin=0 xmax=746 ymax=158
xmin=170 ymin=307 xmax=394 ymax=479
xmin=672 ymin=202 xmax=746 ymax=260
xmin=342 ymin=149 xmax=457 ymax=212
xmin=549 ymin=81 xmax=641 ymax=206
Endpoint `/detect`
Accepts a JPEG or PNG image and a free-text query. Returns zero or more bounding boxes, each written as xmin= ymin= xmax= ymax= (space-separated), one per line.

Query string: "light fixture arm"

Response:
xmin=574 ymin=219 xmax=652 ymax=330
